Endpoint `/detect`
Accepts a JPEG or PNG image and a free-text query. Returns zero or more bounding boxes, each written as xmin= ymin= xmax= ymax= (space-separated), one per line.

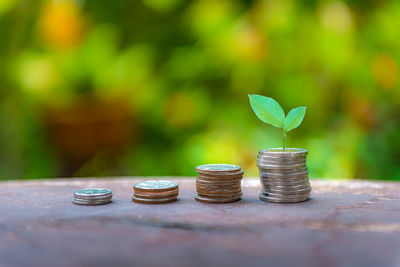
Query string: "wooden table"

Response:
xmin=1 ymin=178 xmax=400 ymax=267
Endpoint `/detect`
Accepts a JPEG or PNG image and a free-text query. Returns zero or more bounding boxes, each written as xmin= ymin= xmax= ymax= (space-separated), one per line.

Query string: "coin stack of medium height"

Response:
xmin=195 ymin=164 xmax=243 ymax=203
xmin=257 ymin=148 xmax=311 ymax=203
xmin=132 ymin=180 xmax=179 ymax=204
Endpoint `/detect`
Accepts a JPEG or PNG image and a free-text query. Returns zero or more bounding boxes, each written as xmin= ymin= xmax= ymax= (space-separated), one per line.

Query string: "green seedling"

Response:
xmin=248 ymin=94 xmax=306 ymax=151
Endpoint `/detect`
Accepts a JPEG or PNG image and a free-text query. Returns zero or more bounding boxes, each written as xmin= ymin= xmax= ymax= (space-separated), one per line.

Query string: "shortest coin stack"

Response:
xmin=195 ymin=164 xmax=243 ymax=203
xmin=132 ymin=180 xmax=179 ymax=204
xmin=73 ymin=188 xmax=113 ymax=205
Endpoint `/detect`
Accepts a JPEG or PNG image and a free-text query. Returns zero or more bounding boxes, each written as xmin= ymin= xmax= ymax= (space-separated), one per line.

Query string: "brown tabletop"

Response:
xmin=1 ymin=177 xmax=400 ymax=267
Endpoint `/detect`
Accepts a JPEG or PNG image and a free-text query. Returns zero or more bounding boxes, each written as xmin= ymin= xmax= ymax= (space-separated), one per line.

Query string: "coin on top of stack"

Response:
xmin=73 ymin=188 xmax=113 ymax=205
xmin=132 ymin=180 xmax=179 ymax=204
xmin=195 ymin=164 xmax=243 ymax=203
xmin=257 ymin=148 xmax=311 ymax=203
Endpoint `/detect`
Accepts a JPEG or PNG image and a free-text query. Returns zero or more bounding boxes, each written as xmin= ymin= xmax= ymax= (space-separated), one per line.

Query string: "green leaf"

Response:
xmin=284 ymin=106 xmax=306 ymax=131
xmin=248 ymin=94 xmax=285 ymax=128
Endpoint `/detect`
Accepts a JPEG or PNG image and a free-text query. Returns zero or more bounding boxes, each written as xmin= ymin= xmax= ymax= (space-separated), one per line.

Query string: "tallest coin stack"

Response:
xmin=257 ymin=148 xmax=311 ymax=203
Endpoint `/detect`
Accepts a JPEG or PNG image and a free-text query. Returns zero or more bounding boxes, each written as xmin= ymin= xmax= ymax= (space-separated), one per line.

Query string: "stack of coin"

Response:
xmin=72 ymin=188 xmax=113 ymax=205
xmin=195 ymin=164 xmax=243 ymax=203
xmin=132 ymin=180 xmax=179 ymax=204
xmin=257 ymin=148 xmax=311 ymax=203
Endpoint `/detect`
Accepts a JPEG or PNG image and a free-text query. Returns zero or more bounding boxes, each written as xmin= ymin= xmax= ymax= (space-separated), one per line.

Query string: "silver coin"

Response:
xmin=257 ymin=155 xmax=307 ymax=161
xmin=195 ymin=164 xmax=241 ymax=173
xmin=260 ymin=195 xmax=310 ymax=203
xmin=259 ymin=170 xmax=308 ymax=176
xmin=257 ymin=154 xmax=306 ymax=160
xmin=74 ymin=195 xmax=112 ymax=200
xmin=73 ymin=195 xmax=112 ymax=201
xmin=259 ymin=193 xmax=309 ymax=203
xmin=260 ymin=173 xmax=309 ymax=179
xmin=258 ymin=148 xmax=308 ymax=156
xmin=73 ymin=198 xmax=112 ymax=204
xmin=74 ymin=188 xmax=112 ymax=197
xmin=262 ymin=190 xmax=310 ymax=198
xmin=256 ymin=159 xmax=307 ymax=166
xmin=261 ymin=181 xmax=310 ymax=188
xmin=258 ymin=157 xmax=306 ymax=163
xmin=262 ymin=181 xmax=311 ymax=189
xmin=262 ymin=190 xmax=310 ymax=197
xmin=258 ymin=157 xmax=306 ymax=162
xmin=258 ymin=164 xmax=308 ymax=170
xmin=263 ymin=186 xmax=312 ymax=194
xmin=73 ymin=188 xmax=113 ymax=206
xmin=260 ymin=171 xmax=309 ymax=176
xmin=257 ymin=151 xmax=307 ymax=156
xmin=134 ymin=180 xmax=178 ymax=190
xmin=262 ymin=188 xmax=310 ymax=195
xmin=260 ymin=175 xmax=309 ymax=182
xmin=260 ymin=172 xmax=308 ymax=177
xmin=257 ymin=162 xmax=307 ymax=169
xmin=260 ymin=177 xmax=309 ymax=184
xmin=72 ymin=198 xmax=112 ymax=206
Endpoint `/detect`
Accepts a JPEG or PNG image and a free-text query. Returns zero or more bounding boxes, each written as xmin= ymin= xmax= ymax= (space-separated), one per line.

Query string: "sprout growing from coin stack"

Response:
xmin=248 ymin=94 xmax=306 ymax=151
xmin=248 ymin=94 xmax=311 ymax=203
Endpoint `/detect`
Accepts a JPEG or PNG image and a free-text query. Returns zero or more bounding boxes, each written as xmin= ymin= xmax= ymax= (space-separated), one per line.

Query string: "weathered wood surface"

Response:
xmin=1 ymin=177 xmax=400 ymax=267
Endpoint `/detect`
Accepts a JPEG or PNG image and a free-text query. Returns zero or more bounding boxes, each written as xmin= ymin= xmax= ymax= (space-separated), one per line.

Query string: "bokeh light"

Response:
xmin=0 ymin=0 xmax=399 ymax=180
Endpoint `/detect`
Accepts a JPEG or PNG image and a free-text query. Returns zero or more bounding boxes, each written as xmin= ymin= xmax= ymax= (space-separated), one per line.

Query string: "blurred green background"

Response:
xmin=0 ymin=0 xmax=399 ymax=180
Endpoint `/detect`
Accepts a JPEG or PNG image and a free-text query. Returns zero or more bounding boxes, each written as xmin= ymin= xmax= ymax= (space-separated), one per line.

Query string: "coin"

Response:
xmin=72 ymin=198 xmax=112 ymax=205
xmin=257 ymin=155 xmax=306 ymax=162
xmin=195 ymin=163 xmax=244 ymax=203
xmin=133 ymin=188 xmax=179 ymax=197
xmin=195 ymin=194 xmax=241 ymax=203
xmin=73 ymin=188 xmax=113 ymax=206
xmin=133 ymin=192 xmax=178 ymax=199
xmin=74 ymin=188 xmax=112 ymax=197
xmin=261 ymin=182 xmax=311 ymax=189
xmin=132 ymin=196 xmax=178 ymax=204
xmin=197 ymin=179 xmax=242 ymax=184
xmin=259 ymin=169 xmax=308 ymax=176
xmin=259 ymin=193 xmax=309 ymax=203
xmin=264 ymin=191 xmax=311 ymax=197
xmin=195 ymin=164 xmax=241 ymax=173
xmin=263 ymin=187 xmax=312 ymax=194
xmin=197 ymin=170 xmax=244 ymax=178
xmin=260 ymin=176 xmax=309 ymax=183
xmin=196 ymin=188 xmax=242 ymax=196
xmin=258 ymin=155 xmax=306 ymax=161
xmin=258 ymin=161 xmax=307 ymax=168
xmin=132 ymin=180 xmax=179 ymax=204
xmin=258 ymin=148 xmax=308 ymax=156
xmin=196 ymin=184 xmax=241 ymax=191
xmin=196 ymin=176 xmax=243 ymax=183
xmin=257 ymin=148 xmax=311 ymax=203
xmin=258 ymin=167 xmax=308 ymax=173
xmin=198 ymin=191 xmax=242 ymax=198
xmin=133 ymin=180 xmax=178 ymax=193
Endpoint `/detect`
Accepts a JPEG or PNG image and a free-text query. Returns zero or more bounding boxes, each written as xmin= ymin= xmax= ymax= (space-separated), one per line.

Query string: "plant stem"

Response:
xmin=282 ymin=128 xmax=286 ymax=151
